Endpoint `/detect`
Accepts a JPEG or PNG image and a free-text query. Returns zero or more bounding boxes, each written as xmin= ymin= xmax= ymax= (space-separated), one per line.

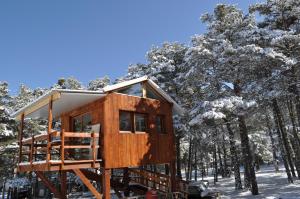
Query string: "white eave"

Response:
xmin=11 ymin=89 xmax=106 ymax=121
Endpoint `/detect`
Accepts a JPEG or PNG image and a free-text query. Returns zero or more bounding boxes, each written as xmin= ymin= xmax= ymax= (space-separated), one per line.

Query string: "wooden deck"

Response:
xmin=18 ymin=131 xmax=101 ymax=172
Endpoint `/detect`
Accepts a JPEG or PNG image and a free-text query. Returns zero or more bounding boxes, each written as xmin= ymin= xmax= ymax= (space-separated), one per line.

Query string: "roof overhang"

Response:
xmin=12 ymin=89 xmax=106 ymax=121
xmin=12 ymin=76 xmax=185 ymax=121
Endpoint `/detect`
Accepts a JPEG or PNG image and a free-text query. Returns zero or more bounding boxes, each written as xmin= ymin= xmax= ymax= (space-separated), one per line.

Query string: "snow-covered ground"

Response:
xmin=201 ymin=165 xmax=300 ymax=199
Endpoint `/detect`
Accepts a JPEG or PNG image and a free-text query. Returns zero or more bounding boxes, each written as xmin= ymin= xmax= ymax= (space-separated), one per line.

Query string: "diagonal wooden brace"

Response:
xmin=35 ymin=171 xmax=62 ymax=198
xmin=73 ymin=169 xmax=102 ymax=199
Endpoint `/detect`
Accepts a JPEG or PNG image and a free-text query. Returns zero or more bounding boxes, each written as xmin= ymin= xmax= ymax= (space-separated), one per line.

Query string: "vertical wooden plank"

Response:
xmin=46 ymin=96 xmax=53 ymax=168
xmin=102 ymin=169 xmax=111 ymax=199
xmin=18 ymin=113 xmax=25 ymax=164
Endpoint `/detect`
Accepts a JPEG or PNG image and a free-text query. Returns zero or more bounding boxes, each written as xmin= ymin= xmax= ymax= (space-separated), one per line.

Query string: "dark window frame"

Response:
xmin=119 ymin=110 xmax=148 ymax=133
xmin=156 ymin=115 xmax=166 ymax=134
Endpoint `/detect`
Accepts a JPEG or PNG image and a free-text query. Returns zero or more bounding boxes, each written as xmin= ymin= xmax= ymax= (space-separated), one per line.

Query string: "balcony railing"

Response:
xmin=18 ymin=131 xmax=101 ymax=172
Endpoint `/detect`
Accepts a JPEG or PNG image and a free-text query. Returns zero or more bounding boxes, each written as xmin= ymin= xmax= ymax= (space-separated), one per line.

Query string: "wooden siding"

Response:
xmin=59 ymin=93 xmax=176 ymax=169
xmin=103 ymin=93 xmax=175 ymax=169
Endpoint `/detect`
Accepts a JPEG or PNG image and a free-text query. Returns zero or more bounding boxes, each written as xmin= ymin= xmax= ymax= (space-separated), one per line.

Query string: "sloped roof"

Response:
xmin=11 ymin=76 xmax=184 ymax=121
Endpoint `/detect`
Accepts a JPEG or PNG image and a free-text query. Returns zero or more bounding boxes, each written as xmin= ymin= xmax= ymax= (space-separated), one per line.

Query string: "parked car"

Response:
xmin=188 ymin=181 xmax=220 ymax=199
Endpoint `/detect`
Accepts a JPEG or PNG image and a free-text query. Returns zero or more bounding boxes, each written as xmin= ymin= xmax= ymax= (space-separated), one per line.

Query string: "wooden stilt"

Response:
xmin=35 ymin=171 xmax=62 ymax=198
xmin=18 ymin=113 xmax=25 ymax=165
xmin=46 ymin=96 xmax=53 ymax=169
xmin=60 ymin=171 xmax=67 ymax=199
xmin=102 ymin=169 xmax=111 ymax=199
xmin=73 ymin=169 xmax=102 ymax=199
xmin=170 ymin=161 xmax=177 ymax=192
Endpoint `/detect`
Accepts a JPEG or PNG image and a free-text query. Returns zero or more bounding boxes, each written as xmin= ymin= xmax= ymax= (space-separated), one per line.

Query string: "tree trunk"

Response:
xmin=286 ymin=99 xmax=300 ymax=178
xmin=276 ymin=127 xmax=294 ymax=183
xmin=187 ymin=137 xmax=193 ymax=181
xmin=272 ymin=99 xmax=296 ymax=177
xmin=194 ymin=144 xmax=198 ymax=181
xmin=217 ymin=146 xmax=224 ymax=177
xmin=175 ymin=135 xmax=182 ymax=179
xmin=213 ymin=145 xmax=218 ymax=184
xmin=238 ymin=115 xmax=259 ymax=195
xmin=224 ymin=120 xmax=242 ymax=190
xmin=222 ymin=133 xmax=229 ymax=177
xmin=265 ymin=114 xmax=279 ymax=172
xmin=233 ymin=81 xmax=258 ymax=194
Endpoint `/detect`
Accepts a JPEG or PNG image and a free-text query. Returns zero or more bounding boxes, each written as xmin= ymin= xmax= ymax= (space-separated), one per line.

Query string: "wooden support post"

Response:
xmin=18 ymin=113 xmax=25 ymax=165
xmin=60 ymin=171 xmax=67 ymax=199
xmin=170 ymin=161 xmax=177 ymax=192
xmin=35 ymin=171 xmax=62 ymax=198
xmin=46 ymin=96 xmax=53 ymax=168
xmin=73 ymin=169 xmax=102 ymax=199
xmin=102 ymin=169 xmax=111 ymax=199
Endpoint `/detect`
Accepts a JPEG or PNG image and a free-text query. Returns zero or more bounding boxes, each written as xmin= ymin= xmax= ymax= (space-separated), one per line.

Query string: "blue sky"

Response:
xmin=0 ymin=0 xmax=260 ymax=94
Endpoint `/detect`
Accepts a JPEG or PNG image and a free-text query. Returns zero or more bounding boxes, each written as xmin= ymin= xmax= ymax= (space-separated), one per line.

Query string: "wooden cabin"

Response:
xmin=11 ymin=76 xmax=187 ymax=199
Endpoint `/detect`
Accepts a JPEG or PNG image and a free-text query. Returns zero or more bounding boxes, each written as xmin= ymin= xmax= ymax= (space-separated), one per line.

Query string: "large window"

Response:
xmin=119 ymin=111 xmax=148 ymax=133
xmin=156 ymin=115 xmax=166 ymax=134
xmin=72 ymin=113 xmax=92 ymax=132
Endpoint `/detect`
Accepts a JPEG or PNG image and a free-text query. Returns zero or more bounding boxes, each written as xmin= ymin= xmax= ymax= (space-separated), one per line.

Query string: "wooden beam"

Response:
xmin=35 ymin=171 xmax=62 ymax=198
xmin=46 ymin=95 xmax=53 ymax=168
xmin=73 ymin=169 xmax=102 ymax=199
xmin=18 ymin=113 xmax=25 ymax=165
xmin=102 ymin=169 xmax=111 ymax=199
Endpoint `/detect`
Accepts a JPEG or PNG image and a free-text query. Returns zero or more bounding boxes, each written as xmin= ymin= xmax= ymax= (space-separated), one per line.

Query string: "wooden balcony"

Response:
xmin=18 ymin=131 xmax=102 ymax=172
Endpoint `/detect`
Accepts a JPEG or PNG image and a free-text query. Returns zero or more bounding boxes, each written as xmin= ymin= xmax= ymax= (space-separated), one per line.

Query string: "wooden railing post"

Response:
xmin=30 ymin=135 xmax=34 ymax=167
xmin=46 ymin=95 xmax=53 ymax=168
xmin=18 ymin=113 xmax=25 ymax=165
xmin=92 ymin=132 xmax=96 ymax=168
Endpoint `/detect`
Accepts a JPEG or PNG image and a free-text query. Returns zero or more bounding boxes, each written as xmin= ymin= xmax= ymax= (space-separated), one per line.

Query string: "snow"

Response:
xmin=200 ymin=165 xmax=300 ymax=199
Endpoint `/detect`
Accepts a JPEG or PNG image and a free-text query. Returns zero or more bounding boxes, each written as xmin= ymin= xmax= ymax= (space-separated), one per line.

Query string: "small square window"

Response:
xmin=135 ymin=113 xmax=147 ymax=132
xmin=119 ymin=111 xmax=132 ymax=131
xmin=156 ymin=115 xmax=166 ymax=134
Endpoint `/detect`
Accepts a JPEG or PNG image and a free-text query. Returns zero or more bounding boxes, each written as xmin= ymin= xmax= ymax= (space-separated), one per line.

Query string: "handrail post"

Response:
xmin=30 ymin=135 xmax=34 ymax=167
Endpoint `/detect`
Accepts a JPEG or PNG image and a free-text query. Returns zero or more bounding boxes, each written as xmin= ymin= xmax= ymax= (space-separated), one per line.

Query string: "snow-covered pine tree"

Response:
xmin=87 ymin=76 xmax=110 ymax=91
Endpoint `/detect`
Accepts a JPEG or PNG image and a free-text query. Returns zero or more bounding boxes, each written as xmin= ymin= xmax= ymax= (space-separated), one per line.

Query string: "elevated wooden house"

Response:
xmin=12 ymin=76 xmax=186 ymax=199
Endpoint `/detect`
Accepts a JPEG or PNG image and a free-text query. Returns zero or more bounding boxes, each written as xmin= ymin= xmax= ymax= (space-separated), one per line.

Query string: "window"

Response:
xmin=119 ymin=111 xmax=132 ymax=131
xmin=156 ymin=115 xmax=166 ymax=134
xmin=119 ymin=111 xmax=148 ymax=133
xmin=117 ymin=83 xmax=143 ymax=97
xmin=72 ymin=113 xmax=92 ymax=132
xmin=135 ymin=113 xmax=147 ymax=132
